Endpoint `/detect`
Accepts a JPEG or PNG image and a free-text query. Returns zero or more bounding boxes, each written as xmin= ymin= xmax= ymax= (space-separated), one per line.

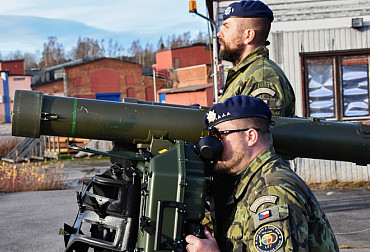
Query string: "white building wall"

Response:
xmin=291 ymin=159 xmax=370 ymax=183
xmin=270 ymin=26 xmax=370 ymax=116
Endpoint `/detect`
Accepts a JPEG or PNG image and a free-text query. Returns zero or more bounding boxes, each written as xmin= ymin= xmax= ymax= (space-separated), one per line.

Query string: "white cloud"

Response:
xmin=0 ymin=0 xmax=211 ymax=55
xmin=0 ymin=0 xmax=208 ymax=32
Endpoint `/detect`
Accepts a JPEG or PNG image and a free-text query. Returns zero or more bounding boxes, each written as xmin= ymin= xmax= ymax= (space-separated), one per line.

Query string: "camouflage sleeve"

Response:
xmin=227 ymin=185 xmax=325 ymax=251
xmin=202 ymin=210 xmax=214 ymax=234
xmin=240 ymin=81 xmax=289 ymax=117
xmin=245 ymin=185 xmax=310 ymax=251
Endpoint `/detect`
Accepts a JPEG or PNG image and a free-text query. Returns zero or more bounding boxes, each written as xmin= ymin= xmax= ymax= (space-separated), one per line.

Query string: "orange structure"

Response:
xmin=154 ymin=43 xmax=220 ymax=107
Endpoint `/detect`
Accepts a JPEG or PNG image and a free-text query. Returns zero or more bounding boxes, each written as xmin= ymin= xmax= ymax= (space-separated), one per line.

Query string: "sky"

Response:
xmin=0 ymin=0 xmax=210 ymax=57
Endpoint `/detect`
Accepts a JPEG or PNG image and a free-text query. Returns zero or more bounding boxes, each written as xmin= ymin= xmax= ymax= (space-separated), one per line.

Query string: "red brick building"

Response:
xmin=32 ymin=57 xmax=166 ymax=102
xmin=0 ymin=59 xmax=25 ymax=75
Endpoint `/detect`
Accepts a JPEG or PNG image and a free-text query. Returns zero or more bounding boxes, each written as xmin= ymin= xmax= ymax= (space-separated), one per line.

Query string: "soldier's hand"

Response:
xmin=185 ymin=228 xmax=220 ymax=252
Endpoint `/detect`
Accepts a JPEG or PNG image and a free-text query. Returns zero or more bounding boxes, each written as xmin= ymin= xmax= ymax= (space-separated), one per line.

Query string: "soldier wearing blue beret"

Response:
xmin=217 ymin=0 xmax=296 ymax=118
xmin=186 ymin=96 xmax=338 ymax=251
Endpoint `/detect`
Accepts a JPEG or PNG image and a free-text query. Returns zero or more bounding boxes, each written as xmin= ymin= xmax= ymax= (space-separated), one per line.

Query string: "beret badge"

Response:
xmin=224 ymin=6 xmax=234 ymax=16
xmin=206 ymin=110 xmax=217 ymax=124
xmin=207 ymin=110 xmax=231 ymax=124
xmin=203 ymin=95 xmax=272 ymax=127
xmin=222 ymin=0 xmax=274 ymax=22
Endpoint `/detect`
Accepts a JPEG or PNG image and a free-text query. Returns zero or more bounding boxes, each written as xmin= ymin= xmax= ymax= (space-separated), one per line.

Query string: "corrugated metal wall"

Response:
xmin=291 ymin=158 xmax=370 ymax=183
xmin=269 ymin=26 xmax=370 ymax=183
xmin=264 ymin=0 xmax=370 ymax=22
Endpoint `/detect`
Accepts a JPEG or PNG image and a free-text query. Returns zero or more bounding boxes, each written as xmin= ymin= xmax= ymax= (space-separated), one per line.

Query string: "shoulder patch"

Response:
xmin=253 ymin=224 xmax=283 ymax=252
xmin=250 ymin=88 xmax=276 ymax=98
xmin=253 ymin=205 xmax=287 ymax=229
xmin=250 ymin=195 xmax=278 ymax=213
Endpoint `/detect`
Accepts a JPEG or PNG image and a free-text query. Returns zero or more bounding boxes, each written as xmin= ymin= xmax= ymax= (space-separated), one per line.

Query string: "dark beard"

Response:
xmin=219 ymin=42 xmax=244 ymax=65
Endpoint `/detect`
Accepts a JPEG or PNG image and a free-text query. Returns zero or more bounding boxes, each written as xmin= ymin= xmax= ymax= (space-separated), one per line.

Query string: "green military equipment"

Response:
xmin=12 ymin=90 xmax=207 ymax=145
xmin=13 ymin=90 xmax=370 ymax=165
xmin=11 ymin=90 xmax=370 ymax=251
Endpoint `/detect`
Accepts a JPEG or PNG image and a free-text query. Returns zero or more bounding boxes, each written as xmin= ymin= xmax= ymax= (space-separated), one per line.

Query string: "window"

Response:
xmin=341 ymin=57 xmax=369 ymax=118
xmin=301 ymin=50 xmax=370 ymax=121
xmin=305 ymin=58 xmax=335 ymax=118
xmin=174 ymin=58 xmax=179 ymax=69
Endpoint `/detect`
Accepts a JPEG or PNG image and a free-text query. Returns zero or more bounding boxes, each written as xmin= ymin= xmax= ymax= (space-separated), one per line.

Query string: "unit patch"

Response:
xmin=253 ymin=224 xmax=283 ymax=252
xmin=250 ymin=88 xmax=276 ymax=98
xmin=250 ymin=195 xmax=278 ymax=213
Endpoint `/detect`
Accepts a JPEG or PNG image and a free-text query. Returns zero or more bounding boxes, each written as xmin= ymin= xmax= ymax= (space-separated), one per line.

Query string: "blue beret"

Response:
xmin=223 ymin=0 xmax=274 ymax=22
xmin=204 ymin=95 xmax=272 ymax=127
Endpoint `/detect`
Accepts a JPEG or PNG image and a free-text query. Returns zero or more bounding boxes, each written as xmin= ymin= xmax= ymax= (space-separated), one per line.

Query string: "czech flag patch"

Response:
xmin=258 ymin=210 xmax=271 ymax=220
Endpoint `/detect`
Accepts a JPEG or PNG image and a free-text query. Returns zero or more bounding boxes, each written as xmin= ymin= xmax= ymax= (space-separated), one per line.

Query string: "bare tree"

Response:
xmin=100 ymin=39 xmax=106 ymax=57
xmin=143 ymin=42 xmax=155 ymax=67
xmin=194 ymin=31 xmax=209 ymax=43
xmin=23 ymin=52 xmax=38 ymax=70
xmin=0 ymin=31 xmax=210 ymax=69
xmin=165 ymin=31 xmax=201 ymax=49
xmin=6 ymin=50 xmax=23 ymax=60
xmin=128 ymin=40 xmax=143 ymax=65
xmin=38 ymin=37 xmax=67 ymax=69
xmin=71 ymin=37 xmax=102 ymax=60
xmin=182 ymin=31 xmax=191 ymax=46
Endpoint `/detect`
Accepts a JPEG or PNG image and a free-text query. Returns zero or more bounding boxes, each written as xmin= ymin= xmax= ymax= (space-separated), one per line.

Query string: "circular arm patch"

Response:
xmin=253 ymin=224 xmax=283 ymax=252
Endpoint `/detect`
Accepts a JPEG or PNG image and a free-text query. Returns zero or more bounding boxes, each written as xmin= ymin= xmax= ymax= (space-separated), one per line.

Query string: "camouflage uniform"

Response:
xmin=217 ymin=147 xmax=339 ymax=251
xmin=219 ymin=46 xmax=295 ymax=117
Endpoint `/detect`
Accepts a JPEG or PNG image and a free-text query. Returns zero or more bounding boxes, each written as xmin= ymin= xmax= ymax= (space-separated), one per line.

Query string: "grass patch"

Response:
xmin=308 ymin=179 xmax=370 ymax=190
xmin=339 ymin=245 xmax=370 ymax=249
xmin=0 ymin=160 xmax=65 ymax=192
xmin=0 ymin=137 xmax=22 ymax=158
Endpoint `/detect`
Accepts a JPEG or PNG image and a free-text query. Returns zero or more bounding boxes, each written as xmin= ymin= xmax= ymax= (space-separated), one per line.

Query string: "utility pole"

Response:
xmin=189 ymin=1 xmax=219 ymax=103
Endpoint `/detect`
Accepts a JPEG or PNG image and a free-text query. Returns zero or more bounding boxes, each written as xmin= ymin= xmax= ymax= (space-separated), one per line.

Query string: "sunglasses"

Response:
xmin=208 ymin=126 xmax=260 ymax=140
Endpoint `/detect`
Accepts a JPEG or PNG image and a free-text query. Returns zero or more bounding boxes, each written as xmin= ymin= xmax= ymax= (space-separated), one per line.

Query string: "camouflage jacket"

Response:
xmin=219 ymin=46 xmax=295 ymax=117
xmin=218 ymin=147 xmax=339 ymax=252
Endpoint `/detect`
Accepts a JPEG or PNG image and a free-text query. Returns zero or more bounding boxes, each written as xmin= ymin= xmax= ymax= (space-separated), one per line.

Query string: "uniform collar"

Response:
xmin=230 ymin=46 xmax=269 ymax=73
xmin=234 ymin=146 xmax=277 ymax=199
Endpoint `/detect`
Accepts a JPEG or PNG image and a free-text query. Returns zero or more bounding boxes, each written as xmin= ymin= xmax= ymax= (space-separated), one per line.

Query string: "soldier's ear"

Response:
xmin=243 ymin=29 xmax=255 ymax=45
xmin=245 ymin=128 xmax=258 ymax=147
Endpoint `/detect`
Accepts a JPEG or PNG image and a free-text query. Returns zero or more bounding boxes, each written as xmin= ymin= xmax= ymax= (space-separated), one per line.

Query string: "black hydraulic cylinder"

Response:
xmin=12 ymin=90 xmax=370 ymax=165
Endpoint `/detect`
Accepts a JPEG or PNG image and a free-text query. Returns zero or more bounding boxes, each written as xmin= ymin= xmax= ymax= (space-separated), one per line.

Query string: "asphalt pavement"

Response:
xmin=314 ymin=189 xmax=370 ymax=252
xmin=1 ymin=158 xmax=370 ymax=251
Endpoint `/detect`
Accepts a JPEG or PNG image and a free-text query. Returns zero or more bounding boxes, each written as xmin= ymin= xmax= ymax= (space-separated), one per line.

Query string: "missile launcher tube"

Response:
xmin=12 ymin=90 xmax=207 ymax=144
xmin=12 ymin=90 xmax=370 ymax=165
xmin=272 ymin=117 xmax=370 ymax=165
